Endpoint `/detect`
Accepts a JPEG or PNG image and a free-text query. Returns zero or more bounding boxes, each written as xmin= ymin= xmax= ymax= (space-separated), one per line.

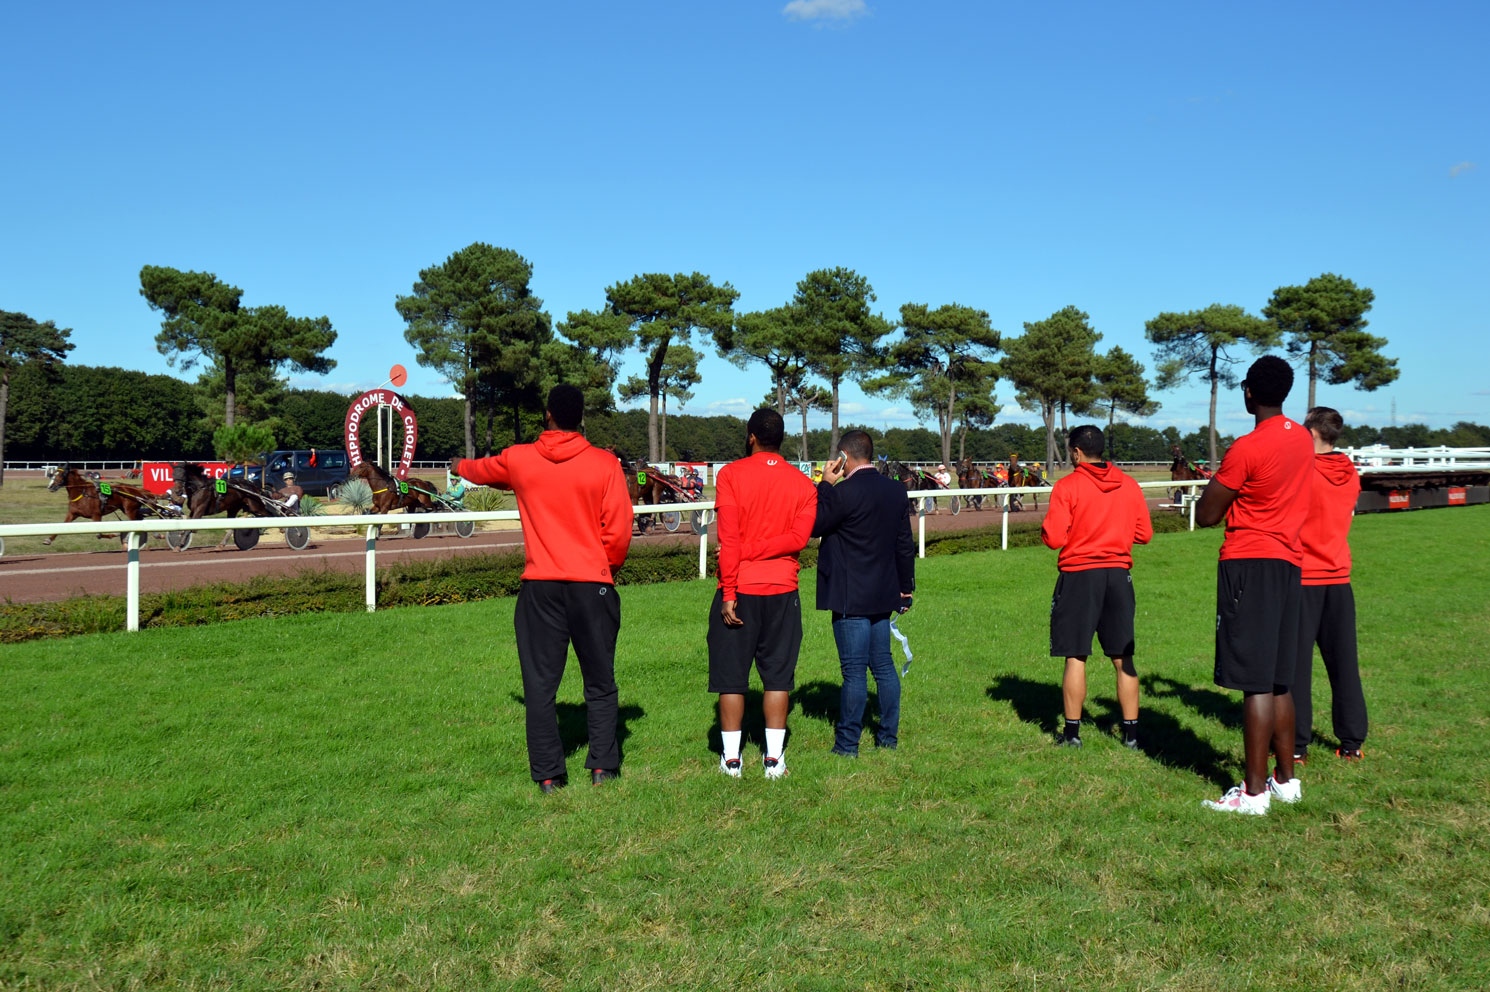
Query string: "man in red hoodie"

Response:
xmin=1041 ymin=425 xmax=1153 ymax=749
xmin=1294 ymin=406 xmax=1368 ymax=762
xmin=450 ymin=384 xmax=634 ymax=794
xmin=1195 ymin=356 xmax=1314 ymax=815
xmin=709 ymin=408 xmax=818 ymax=780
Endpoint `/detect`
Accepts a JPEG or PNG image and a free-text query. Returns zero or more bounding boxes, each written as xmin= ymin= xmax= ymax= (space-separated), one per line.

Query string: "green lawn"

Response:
xmin=2 ymin=508 xmax=1487 ymax=990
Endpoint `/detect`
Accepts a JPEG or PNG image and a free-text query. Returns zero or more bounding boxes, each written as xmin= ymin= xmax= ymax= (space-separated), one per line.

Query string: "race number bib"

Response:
xmin=215 ymin=479 xmax=228 ymax=495
xmin=397 ymin=481 xmax=409 ymax=495
xmin=636 ymin=471 xmax=647 ymax=485
xmin=98 ymin=483 xmax=113 ymax=496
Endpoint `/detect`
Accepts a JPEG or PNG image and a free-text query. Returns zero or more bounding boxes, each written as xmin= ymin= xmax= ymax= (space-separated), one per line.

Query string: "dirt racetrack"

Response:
xmin=0 ymin=493 xmax=1179 ymax=606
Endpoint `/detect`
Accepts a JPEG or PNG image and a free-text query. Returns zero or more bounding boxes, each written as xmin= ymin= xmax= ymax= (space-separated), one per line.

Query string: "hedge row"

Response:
xmin=0 ymin=512 xmax=1193 ymax=643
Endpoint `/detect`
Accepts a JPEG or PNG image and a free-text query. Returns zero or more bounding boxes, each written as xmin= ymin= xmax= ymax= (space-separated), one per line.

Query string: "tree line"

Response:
xmin=1 ymin=255 xmax=1407 ymax=482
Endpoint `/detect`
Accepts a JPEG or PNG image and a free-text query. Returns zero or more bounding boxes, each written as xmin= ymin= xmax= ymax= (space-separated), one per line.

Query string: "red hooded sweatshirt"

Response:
xmin=1041 ymin=461 xmax=1153 ymax=571
xmin=1300 ymin=451 xmax=1360 ymax=586
xmin=453 ymin=432 xmax=633 ymax=583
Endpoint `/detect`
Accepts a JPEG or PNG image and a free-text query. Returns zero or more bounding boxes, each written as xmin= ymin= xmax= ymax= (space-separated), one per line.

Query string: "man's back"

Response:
xmin=715 ymin=451 xmax=818 ymax=598
xmin=1214 ymin=415 xmax=1314 ymax=564
xmin=1041 ymin=461 xmax=1152 ymax=571
xmin=813 ymin=468 xmax=915 ymax=615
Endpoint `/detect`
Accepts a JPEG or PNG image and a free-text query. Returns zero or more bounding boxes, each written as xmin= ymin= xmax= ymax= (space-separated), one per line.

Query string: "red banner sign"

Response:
xmin=1448 ymin=487 xmax=1467 ymax=505
xmin=1387 ymin=490 xmax=1411 ymax=510
xmin=344 ymin=389 xmax=419 ymax=480
xmin=140 ymin=461 xmax=234 ymax=495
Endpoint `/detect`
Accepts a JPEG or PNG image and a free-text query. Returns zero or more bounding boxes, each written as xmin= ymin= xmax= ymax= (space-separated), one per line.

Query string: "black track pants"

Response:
xmin=513 ymin=580 xmax=622 ymax=781
xmin=1294 ymin=582 xmax=1368 ymax=753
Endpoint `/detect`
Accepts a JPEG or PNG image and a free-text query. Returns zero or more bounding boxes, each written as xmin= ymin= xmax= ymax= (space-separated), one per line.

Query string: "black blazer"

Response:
xmin=812 ymin=467 xmax=916 ymax=615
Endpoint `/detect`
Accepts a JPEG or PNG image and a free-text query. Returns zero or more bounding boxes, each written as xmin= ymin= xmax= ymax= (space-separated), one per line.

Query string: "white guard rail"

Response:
xmin=0 ymin=481 xmax=1209 ymax=634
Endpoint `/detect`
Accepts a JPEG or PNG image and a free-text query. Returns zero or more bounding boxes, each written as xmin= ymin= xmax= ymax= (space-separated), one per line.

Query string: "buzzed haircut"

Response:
xmin=839 ymin=429 xmax=874 ymax=462
xmin=747 ymin=408 xmax=786 ymax=450
xmin=1245 ymin=355 xmax=1294 ymax=407
xmin=1304 ymin=406 xmax=1345 ymax=446
xmin=1069 ymin=424 xmax=1105 ymax=458
xmin=546 ymin=384 xmax=585 ymax=431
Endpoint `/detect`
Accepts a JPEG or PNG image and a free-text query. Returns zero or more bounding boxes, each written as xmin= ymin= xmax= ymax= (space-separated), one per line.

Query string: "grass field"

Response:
xmin=3 ymin=507 xmax=1487 ymax=990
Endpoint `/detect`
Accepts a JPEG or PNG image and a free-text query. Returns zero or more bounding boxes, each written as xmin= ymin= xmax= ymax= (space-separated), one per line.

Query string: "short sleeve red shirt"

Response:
xmin=1213 ymin=415 xmax=1314 ymax=564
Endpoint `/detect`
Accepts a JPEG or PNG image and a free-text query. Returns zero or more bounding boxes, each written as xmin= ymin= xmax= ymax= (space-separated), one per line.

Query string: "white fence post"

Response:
xmin=918 ymin=509 xmax=926 ymax=559
xmin=1002 ymin=499 xmax=1010 ymax=550
xmin=698 ymin=528 xmax=707 ymax=579
xmin=364 ymin=525 xmax=378 ymax=612
xmin=126 ymin=531 xmax=141 ymax=632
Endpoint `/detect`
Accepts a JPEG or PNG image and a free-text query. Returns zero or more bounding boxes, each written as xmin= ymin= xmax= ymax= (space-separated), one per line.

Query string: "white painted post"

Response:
xmin=698 ymin=528 xmax=707 ymax=579
xmin=1189 ymin=486 xmax=1198 ymax=531
xmin=126 ymin=531 xmax=141 ymax=632
xmin=918 ymin=507 xmax=926 ymax=559
xmin=1002 ymin=498 xmax=1010 ymax=550
xmin=365 ymin=525 xmax=378 ymax=611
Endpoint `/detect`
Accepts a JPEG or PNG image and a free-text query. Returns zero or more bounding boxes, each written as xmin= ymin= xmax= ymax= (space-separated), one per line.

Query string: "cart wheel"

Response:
xmin=636 ymin=514 xmax=653 ymax=535
xmin=690 ymin=509 xmax=712 ymax=535
xmin=661 ymin=510 xmax=682 ymax=533
xmin=286 ymin=526 xmax=310 ymax=551
xmin=455 ymin=519 xmax=475 ymax=539
xmin=233 ymin=528 xmax=260 ymax=552
xmin=950 ymin=495 xmax=961 ymax=515
xmin=168 ymin=530 xmax=193 ymax=552
xmin=412 ymin=521 xmax=431 ymax=540
xmin=921 ymin=496 xmax=936 ymax=515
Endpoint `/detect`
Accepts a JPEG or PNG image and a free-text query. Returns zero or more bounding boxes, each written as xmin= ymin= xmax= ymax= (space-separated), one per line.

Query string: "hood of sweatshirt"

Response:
xmin=1075 ymin=460 xmax=1125 ymax=493
xmin=534 ymin=430 xmax=592 ymax=463
xmin=1315 ymin=451 xmax=1358 ymax=487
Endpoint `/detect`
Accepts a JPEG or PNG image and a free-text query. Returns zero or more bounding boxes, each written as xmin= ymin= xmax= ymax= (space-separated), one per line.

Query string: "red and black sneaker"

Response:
xmin=1335 ymin=748 xmax=1364 ymax=761
xmin=538 ymin=777 xmax=565 ymax=794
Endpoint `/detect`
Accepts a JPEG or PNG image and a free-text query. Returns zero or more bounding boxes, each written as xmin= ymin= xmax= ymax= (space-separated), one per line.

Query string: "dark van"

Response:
xmin=230 ymin=449 xmax=348 ymax=496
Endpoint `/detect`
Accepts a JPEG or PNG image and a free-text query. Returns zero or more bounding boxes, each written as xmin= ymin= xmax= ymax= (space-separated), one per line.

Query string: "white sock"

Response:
xmin=721 ymin=731 xmax=742 ymax=761
xmin=765 ymin=728 xmax=786 ymax=760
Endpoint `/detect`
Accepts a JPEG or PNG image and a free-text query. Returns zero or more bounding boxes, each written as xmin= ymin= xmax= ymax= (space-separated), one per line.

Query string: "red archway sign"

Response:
xmin=345 ymin=389 xmax=418 ymax=479
xmin=390 ymin=364 xmax=408 ymax=388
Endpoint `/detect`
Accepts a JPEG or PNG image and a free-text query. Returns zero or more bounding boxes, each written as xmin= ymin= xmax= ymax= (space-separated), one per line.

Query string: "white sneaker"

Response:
xmin=1268 ymin=774 xmax=1302 ymax=804
xmin=763 ymin=754 xmax=788 ymax=780
xmin=719 ymin=755 xmax=742 ymax=778
xmin=1202 ymin=784 xmax=1270 ymax=815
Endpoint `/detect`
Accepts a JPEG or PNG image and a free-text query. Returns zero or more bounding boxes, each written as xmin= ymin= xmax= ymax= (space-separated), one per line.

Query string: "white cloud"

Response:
xmin=706 ymin=398 xmax=754 ymax=417
xmin=783 ymin=0 xmax=867 ymax=23
xmin=1450 ymin=161 xmax=1476 ymax=178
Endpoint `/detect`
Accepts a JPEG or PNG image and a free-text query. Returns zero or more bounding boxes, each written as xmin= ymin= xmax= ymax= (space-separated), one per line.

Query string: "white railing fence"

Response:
xmin=0 ymin=481 xmax=1207 ymax=634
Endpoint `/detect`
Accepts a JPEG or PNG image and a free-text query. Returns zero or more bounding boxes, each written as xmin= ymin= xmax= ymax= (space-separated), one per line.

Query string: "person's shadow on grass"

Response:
xmin=509 ymin=692 xmax=645 ymax=764
xmin=986 ymin=674 xmax=1236 ymax=789
xmin=1141 ymin=674 xmax=1242 ymax=730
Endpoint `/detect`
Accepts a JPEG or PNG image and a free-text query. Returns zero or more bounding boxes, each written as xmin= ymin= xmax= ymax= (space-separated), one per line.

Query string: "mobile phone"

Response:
xmin=835 ymin=451 xmax=848 ymax=470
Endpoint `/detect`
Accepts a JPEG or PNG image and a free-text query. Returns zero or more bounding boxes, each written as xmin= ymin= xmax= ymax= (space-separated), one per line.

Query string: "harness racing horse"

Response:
xmin=45 ymin=463 xmax=153 ymax=547
xmin=171 ymin=462 xmax=273 ymax=548
xmin=889 ymin=461 xmax=951 ymax=515
xmin=1005 ymin=453 xmax=1049 ymax=511
xmin=349 ymin=461 xmax=439 ymax=515
xmin=1169 ymin=445 xmax=1209 ymax=503
xmin=955 ymin=457 xmax=997 ymax=511
xmin=623 ymin=460 xmax=694 ymax=534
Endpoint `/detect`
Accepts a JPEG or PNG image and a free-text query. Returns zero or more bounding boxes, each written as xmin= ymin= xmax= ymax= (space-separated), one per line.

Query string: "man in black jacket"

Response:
xmin=813 ymin=430 xmax=916 ymax=757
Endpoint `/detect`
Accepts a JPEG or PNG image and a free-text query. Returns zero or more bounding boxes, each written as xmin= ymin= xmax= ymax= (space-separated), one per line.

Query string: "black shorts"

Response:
xmin=1049 ymin=567 xmax=1136 ymax=659
xmin=1215 ymin=558 xmax=1302 ymax=693
xmin=707 ymin=589 xmax=802 ymax=693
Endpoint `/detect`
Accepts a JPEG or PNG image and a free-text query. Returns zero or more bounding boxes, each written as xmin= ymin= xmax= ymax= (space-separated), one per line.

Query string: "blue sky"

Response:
xmin=3 ymin=1 xmax=1485 ymax=437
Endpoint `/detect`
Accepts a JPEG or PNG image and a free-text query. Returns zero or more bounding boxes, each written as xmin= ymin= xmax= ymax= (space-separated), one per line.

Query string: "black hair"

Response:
xmin=840 ymin=429 xmax=874 ymax=461
xmin=747 ymin=408 xmax=786 ymax=450
xmin=1068 ymin=424 xmax=1105 ymax=458
xmin=1304 ymin=406 xmax=1345 ymax=446
xmin=1245 ymin=355 xmax=1294 ymax=407
xmin=546 ymin=384 xmax=585 ymax=431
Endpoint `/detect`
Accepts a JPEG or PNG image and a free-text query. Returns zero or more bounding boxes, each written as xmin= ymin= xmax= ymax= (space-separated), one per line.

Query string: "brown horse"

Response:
xmin=623 ymin=460 xmax=691 ymax=534
xmin=170 ymin=462 xmax=274 ymax=547
xmin=1169 ymin=445 xmax=1209 ymax=502
xmin=955 ymin=457 xmax=997 ymax=510
xmin=348 ymin=461 xmax=438 ymax=514
xmin=45 ymin=463 xmax=153 ymax=546
xmin=1006 ymin=453 xmax=1048 ymax=511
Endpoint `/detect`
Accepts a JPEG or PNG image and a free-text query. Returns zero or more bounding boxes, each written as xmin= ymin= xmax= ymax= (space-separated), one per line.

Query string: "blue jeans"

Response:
xmin=832 ymin=613 xmax=900 ymax=754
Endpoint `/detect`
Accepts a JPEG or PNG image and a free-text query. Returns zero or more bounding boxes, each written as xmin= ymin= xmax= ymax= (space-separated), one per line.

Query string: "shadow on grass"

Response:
xmin=796 ymin=677 xmax=890 ymax=742
xmin=509 ymin=692 xmax=644 ymax=762
xmin=1141 ymin=674 xmax=1242 ymax=730
xmin=988 ymin=674 xmax=1237 ymax=789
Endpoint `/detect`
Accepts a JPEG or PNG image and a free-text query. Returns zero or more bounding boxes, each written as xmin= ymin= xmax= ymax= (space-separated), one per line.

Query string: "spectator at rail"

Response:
xmin=1195 ymin=355 xmax=1314 ymax=815
xmin=813 ymin=430 xmax=916 ymax=758
xmin=1294 ymin=406 xmax=1368 ymax=763
xmin=710 ymin=408 xmax=818 ymax=780
xmin=451 ymin=384 xmax=635 ymax=793
xmin=1041 ymin=425 xmax=1153 ymax=749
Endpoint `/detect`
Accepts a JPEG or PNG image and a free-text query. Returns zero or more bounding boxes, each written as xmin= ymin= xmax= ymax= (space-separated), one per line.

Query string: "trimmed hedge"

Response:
xmin=0 ymin=511 xmax=1192 ymax=643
